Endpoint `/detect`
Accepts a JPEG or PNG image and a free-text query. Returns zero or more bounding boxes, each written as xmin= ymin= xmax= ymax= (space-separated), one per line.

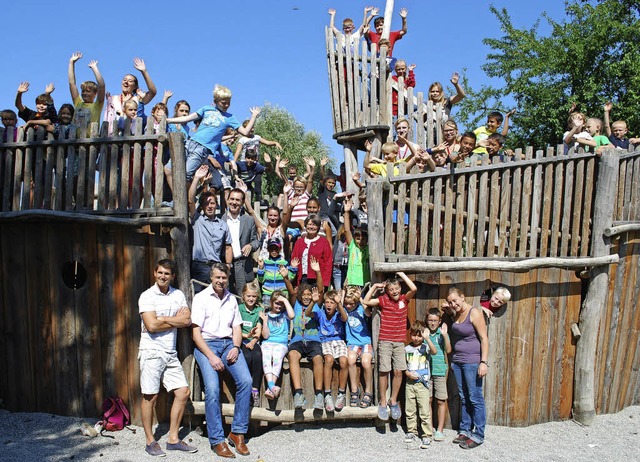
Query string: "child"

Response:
xmin=424 ymin=308 xmax=452 ymax=442
xmin=392 ymin=61 xmax=416 ymax=117
xmin=163 ymin=84 xmax=260 ymax=188
xmin=151 ymin=102 xmax=168 ymax=133
xmin=364 ymin=9 xmax=408 ymax=58
xmin=117 ymin=99 xmax=140 ymax=135
xmin=232 ymin=150 xmax=267 ymax=203
xmin=67 ymin=51 xmax=106 ymax=130
xmin=166 ymin=97 xmax=192 ymax=138
xmin=332 ymin=226 xmax=349 ymax=290
xmin=52 ymin=104 xmax=78 ymax=139
xmin=404 ymin=320 xmax=437 ymax=448
xmin=586 ymin=118 xmax=613 ymax=155
xmin=328 ymin=6 xmax=377 ymax=53
xmin=449 ymin=132 xmax=477 ymax=165
xmin=343 ymin=199 xmax=370 ymax=288
xmin=363 ymin=271 xmax=417 ymax=420
xmin=473 ymin=110 xmax=514 ymax=155
xmin=257 ymin=239 xmax=297 ymax=305
xmin=238 ymin=283 xmax=264 ymax=407
xmin=260 ymin=291 xmax=295 ymax=400
xmin=603 ymin=102 xmax=640 ymax=149
xmin=364 ymin=139 xmax=406 ymax=177
xmin=288 ymin=282 xmax=324 ymax=410
xmin=343 ymin=287 xmax=374 ymax=408
xmin=485 ymin=133 xmax=515 ymax=162
xmin=480 ymin=286 xmax=512 ymax=318
xmin=15 ymin=81 xmax=57 ymax=124
xmin=425 ymin=73 xmax=466 ymax=125
xmin=308 ymin=288 xmax=349 ymax=412
xmin=234 ymin=119 xmax=282 ymax=162
xmin=1 ymin=109 xmax=19 ymax=142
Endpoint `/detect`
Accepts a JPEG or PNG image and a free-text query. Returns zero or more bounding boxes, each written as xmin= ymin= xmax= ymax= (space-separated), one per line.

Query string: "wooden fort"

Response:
xmin=1 ymin=13 xmax=639 ymax=429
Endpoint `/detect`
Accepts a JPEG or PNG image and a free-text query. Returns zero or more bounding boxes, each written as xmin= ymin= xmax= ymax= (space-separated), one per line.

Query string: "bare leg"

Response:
xmin=167 ymin=387 xmax=189 ymax=444
xmin=141 ymin=393 xmax=158 ymax=445
xmin=389 ymin=369 xmax=404 ymax=405
xmin=323 ymin=354 xmax=335 ymax=390
xmin=164 ymin=166 xmax=174 ymax=193
xmin=312 ymin=355 xmax=324 ymax=390
xmin=347 ymin=350 xmax=359 ymax=391
xmin=379 ymin=371 xmax=389 ymax=407
xmin=361 ymin=353 xmax=373 ymax=394
xmin=288 ymin=350 xmax=302 ymax=389
xmin=437 ymin=399 xmax=448 ymax=432
xmin=338 ymin=356 xmax=349 ymax=389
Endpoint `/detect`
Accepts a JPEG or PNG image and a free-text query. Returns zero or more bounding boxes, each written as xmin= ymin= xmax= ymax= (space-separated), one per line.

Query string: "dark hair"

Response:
xmin=307 ymin=196 xmax=320 ymax=206
xmin=35 ymin=94 xmax=48 ymax=105
xmin=304 ymin=213 xmax=322 ymax=228
xmin=156 ymin=258 xmax=177 ymax=275
xmin=374 ymin=16 xmax=384 ymax=27
xmin=488 ymin=111 xmax=504 ymax=124
xmin=245 ymin=150 xmax=258 ymax=160
xmin=427 ymin=307 xmax=442 ymax=319
xmin=410 ymin=320 xmax=425 ymax=335
xmin=59 ymin=103 xmax=75 ymax=118
xmin=173 ymin=100 xmax=190 ymax=117
xmin=199 ymin=190 xmax=217 ymax=209
xmin=487 ymin=133 xmax=505 ymax=146
xmin=229 ymin=188 xmax=245 ymax=201
xmin=460 ymin=132 xmax=477 ymax=143
xmin=210 ymin=262 xmax=229 ymax=277
xmin=296 ymin=283 xmax=313 ymax=303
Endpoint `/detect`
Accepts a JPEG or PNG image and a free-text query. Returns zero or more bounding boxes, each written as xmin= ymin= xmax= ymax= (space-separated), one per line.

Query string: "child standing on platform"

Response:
xmin=425 ymin=308 xmax=452 ymax=442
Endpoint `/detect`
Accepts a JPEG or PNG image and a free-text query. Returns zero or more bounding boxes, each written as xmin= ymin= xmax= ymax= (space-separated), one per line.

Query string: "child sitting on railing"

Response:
xmin=364 ymin=9 xmax=408 ymax=58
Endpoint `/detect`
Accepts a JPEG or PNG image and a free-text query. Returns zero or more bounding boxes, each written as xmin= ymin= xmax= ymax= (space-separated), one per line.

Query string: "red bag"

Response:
xmin=100 ymin=397 xmax=131 ymax=431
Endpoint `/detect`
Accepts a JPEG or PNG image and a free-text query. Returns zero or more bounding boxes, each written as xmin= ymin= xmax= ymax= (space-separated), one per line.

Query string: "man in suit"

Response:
xmin=223 ymin=188 xmax=260 ymax=295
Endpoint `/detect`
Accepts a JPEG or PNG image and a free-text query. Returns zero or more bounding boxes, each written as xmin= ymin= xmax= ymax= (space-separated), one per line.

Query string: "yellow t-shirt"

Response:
xmin=369 ymin=158 xmax=406 ymax=177
xmin=73 ymin=96 xmax=104 ymax=130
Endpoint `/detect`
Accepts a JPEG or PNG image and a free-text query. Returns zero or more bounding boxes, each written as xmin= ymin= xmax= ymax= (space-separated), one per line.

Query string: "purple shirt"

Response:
xmin=450 ymin=308 xmax=481 ymax=364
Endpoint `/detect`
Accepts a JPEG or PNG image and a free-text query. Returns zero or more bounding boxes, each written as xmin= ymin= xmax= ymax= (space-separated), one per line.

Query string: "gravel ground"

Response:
xmin=1 ymin=405 xmax=638 ymax=462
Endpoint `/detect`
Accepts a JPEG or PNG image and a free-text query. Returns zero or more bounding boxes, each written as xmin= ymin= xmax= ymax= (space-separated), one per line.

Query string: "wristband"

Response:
xmin=480 ymin=360 xmax=488 ymax=366
xmin=233 ymin=345 xmax=241 ymax=350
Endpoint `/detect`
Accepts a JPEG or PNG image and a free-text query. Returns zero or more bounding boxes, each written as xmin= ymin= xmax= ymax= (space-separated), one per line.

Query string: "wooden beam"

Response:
xmin=381 ymin=0 xmax=394 ymax=40
xmin=373 ymin=255 xmax=619 ymax=274
xmin=604 ymin=222 xmax=640 ymax=236
xmin=191 ymin=402 xmax=378 ymax=422
xmin=573 ymin=150 xmax=619 ymax=425
xmin=0 ymin=209 xmax=183 ymax=226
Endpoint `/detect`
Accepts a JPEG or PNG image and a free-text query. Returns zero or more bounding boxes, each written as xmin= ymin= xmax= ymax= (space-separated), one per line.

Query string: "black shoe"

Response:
xmin=452 ymin=434 xmax=469 ymax=444
xmin=459 ymin=439 xmax=482 ymax=449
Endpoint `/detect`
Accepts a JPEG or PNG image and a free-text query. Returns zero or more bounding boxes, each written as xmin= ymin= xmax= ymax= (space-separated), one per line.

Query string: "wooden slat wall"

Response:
xmin=0 ymin=222 xmax=173 ymax=423
xmin=0 ymin=121 xmax=169 ymax=214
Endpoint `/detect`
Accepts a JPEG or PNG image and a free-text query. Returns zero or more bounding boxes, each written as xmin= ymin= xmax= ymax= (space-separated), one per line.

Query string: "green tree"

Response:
xmin=457 ymin=0 xmax=640 ymax=149
xmin=245 ymin=103 xmax=333 ymax=198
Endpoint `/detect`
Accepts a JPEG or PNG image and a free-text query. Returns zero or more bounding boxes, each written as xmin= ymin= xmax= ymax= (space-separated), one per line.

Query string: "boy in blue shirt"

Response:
xmin=164 ymin=84 xmax=260 ymax=191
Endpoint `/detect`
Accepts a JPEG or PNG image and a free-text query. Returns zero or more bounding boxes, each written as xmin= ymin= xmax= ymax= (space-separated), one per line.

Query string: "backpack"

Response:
xmin=99 ymin=397 xmax=131 ymax=432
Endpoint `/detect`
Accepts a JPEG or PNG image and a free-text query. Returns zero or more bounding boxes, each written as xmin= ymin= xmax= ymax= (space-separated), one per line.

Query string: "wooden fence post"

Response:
xmin=573 ymin=149 xmax=619 ymax=425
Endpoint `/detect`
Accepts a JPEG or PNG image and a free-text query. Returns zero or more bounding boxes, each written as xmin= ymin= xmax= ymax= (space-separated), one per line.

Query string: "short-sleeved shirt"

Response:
xmin=346 ymin=240 xmax=370 ymax=286
xmin=73 ymin=96 xmax=104 ymax=128
xmin=236 ymin=161 xmax=266 ymax=184
xmin=290 ymin=301 xmax=321 ymax=343
xmin=313 ymin=305 xmax=345 ymax=342
xmin=405 ymin=343 xmax=429 ymax=372
xmin=346 ymin=305 xmax=372 ymax=346
xmin=191 ymin=105 xmax=241 ymax=154
xmin=368 ymin=158 xmax=406 ymax=177
xmin=429 ymin=329 xmax=447 ymax=376
xmin=138 ymin=284 xmax=188 ymax=352
xmin=472 ymin=125 xmax=494 ymax=154
xmin=191 ymin=213 xmax=232 ymax=262
xmin=237 ymin=135 xmax=262 ymax=161
xmin=609 ymin=136 xmax=630 ymax=150
xmin=191 ymin=286 xmax=241 ymax=340
xmin=239 ymin=303 xmax=263 ymax=337
xmin=378 ymin=293 xmax=409 ymax=342
xmin=19 ymin=104 xmax=57 ymax=124
xmin=365 ymin=30 xmax=403 ymax=57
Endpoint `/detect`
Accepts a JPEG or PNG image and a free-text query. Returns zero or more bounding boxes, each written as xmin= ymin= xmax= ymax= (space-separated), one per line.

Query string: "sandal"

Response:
xmin=264 ymin=388 xmax=275 ymax=400
xmin=359 ymin=392 xmax=373 ymax=408
xmin=350 ymin=389 xmax=360 ymax=407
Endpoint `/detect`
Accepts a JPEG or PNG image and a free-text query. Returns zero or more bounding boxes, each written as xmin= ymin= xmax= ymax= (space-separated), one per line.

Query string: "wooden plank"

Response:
xmin=454 ymin=174 xmax=466 ymax=256
xmin=549 ymin=162 xmax=564 ymax=257
xmin=621 ymin=235 xmax=640 ymax=408
xmin=532 ymin=268 xmax=555 ymax=422
xmin=143 ymin=118 xmax=154 ymax=208
xmin=369 ymin=44 xmax=378 ymax=125
xmin=407 ymin=180 xmax=419 ymax=254
xmin=498 ymin=168 xmax=511 ymax=257
xmin=367 ymin=180 xmax=386 ymax=276
xmin=395 ymin=178 xmax=407 ymax=255
xmin=559 ymin=159 xmax=574 ymax=257
xmin=31 ymin=128 xmax=46 ymax=208
xmin=425 ymin=101 xmax=435 ymax=148
xmin=570 ymin=158 xmax=585 ymax=256
xmin=487 ymin=167 xmax=500 ymax=257
xmin=130 ymin=119 xmax=144 ymax=208
xmin=119 ymin=120 xmax=132 ymax=209
xmin=442 ymin=172 xmax=454 ymax=256
xmin=11 ymin=127 xmax=25 ymax=211
xmin=415 ymin=92 xmax=425 ymax=148
xmin=352 ymin=41 xmax=363 ymax=127
xmin=384 ymin=181 xmax=395 ymax=254
xmin=631 ymin=155 xmax=640 ymax=221
xmin=43 ymin=133 xmax=55 ymax=209
xmin=397 ymin=76 xmax=405 ymax=119
xmin=21 ymin=128 xmax=35 ymax=210
xmin=326 ymin=27 xmax=341 ymax=133
xmin=508 ymin=162 xmax=522 ymax=257
xmin=335 ymin=39 xmax=348 ymax=132
xmin=517 ymin=147 xmax=533 ymax=257
xmin=108 ymin=144 xmax=119 ymax=210
xmin=419 ymin=178 xmax=430 ymax=255
xmin=559 ymin=271 xmax=580 ymax=419
xmin=54 ymin=139 xmax=65 ymax=211
xmin=345 ymin=39 xmax=355 ymax=130
xmin=580 ymin=158 xmax=596 ymax=257
xmin=466 ymin=167 xmax=478 ymax=257
xmin=360 ymin=41 xmax=369 ymax=127
xmin=75 ymin=139 xmax=88 ymax=211
xmin=85 ymin=123 xmax=99 ymax=210
xmin=97 ymin=124 xmax=109 ymax=210
xmin=3 ymin=144 xmax=15 ymax=211
xmin=539 ymin=148 xmax=555 ymax=256
xmin=616 ymin=157 xmax=627 ymax=220
xmin=431 ymin=176 xmax=443 ymax=256
xmin=622 ymin=156 xmax=633 ymax=220
xmin=475 ymin=154 xmax=490 ymax=257
xmin=97 ymin=226 xmax=118 ymax=396
xmin=154 ymin=137 xmax=165 ymax=209
xmin=64 ymin=128 xmax=77 ymax=211
xmin=378 ymin=46 xmax=389 ymax=128
xmin=529 ymin=149 xmax=544 ymax=257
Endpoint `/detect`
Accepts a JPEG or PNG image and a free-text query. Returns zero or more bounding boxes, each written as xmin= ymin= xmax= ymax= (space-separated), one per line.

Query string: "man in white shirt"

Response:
xmin=138 ymin=259 xmax=197 ymax=457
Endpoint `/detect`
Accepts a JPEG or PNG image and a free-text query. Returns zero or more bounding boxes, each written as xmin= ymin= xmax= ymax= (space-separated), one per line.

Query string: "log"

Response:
xmin=573 ymin=149 xmax=619 ymax=425
xmin=0 ymin=209 xmax=184 ymax=226
xmin=373 ymin=255 xmax=618 ymax=273
xmin=604 ymin=222 xmax=640 ymax=237
xmin=190 ymin=402 xmax=378 ymax=422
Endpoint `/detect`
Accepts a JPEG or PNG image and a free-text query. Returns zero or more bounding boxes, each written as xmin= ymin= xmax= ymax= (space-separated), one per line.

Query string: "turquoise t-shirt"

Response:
xmin=429 ymin=328 xmax=447 ymax=377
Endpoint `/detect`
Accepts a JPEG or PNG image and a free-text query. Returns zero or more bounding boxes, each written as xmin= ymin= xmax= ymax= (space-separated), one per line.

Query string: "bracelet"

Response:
xmin=233 ymin=345 xmax=241 ymax=350
xmin=480 ymin=360 xmax=488 ymax=366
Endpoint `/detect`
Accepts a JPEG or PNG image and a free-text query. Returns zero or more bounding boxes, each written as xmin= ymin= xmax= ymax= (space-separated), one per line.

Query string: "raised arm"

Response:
xmin=88 ymin=60 xmax=106 ymax=104
xmin=162 ymin=89 xmax=173 ymax=106
xmin=357 ymin=6 xmax=374 ymax=35
xmin=306 ymin=287 xmax=321 ymax=317
xmin=15 ymin=81 xmax=29 ymax=112
xmin=167 ymin=112 xmax=200 ymax=124
xmin=501 ymin=109 xmax=516 ymax=137
xmin=237 ymin=107 xmax=261 ymax=136
xmin=396 ymin=271 xmax=417 ymax=301
xmin=398 ymin=8 xmax=408 ymax=37
xmin=448 ymin=72 xmax=466 ymax=105
xmin=603 ymin=102 xmax=613 ymax=137
xmin=305 ymin=157 xmax=316 ymax=194
xmin=328 ymin=8 xmax=340 ymax=36
xmin=68 ymin=52 xmax=81 ymax=102
xmin=188 ymin=165 xmax=209 ymax=217
xmin=336 ymin=290 xmax=348 ymax=322
xmin=363 ymin=282 xmax=384 ymax=307
xmin=343 ymin=198 xmax=354 ymax=245
xmin=259 ymin=136 xmax=282 ymax=151
xmin=133 ymin=57 xmax=157 ymax=104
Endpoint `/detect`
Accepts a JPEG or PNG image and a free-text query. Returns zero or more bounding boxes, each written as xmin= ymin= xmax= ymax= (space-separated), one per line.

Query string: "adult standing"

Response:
xmin=192 ymin=263 xmax=253 ymax=458
xmin=189 ymin=165 xmax=232 ymax=294
xmin=447 ymin=287 xmax=489 ymax=449
xmin=222 ymin=188 xmax=260 ymax=295
xmin=138 ymin=259 xmax=197 ymax=457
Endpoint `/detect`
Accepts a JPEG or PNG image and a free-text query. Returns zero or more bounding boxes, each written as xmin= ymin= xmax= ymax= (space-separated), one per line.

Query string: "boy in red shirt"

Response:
xmin=365 ymin=8 xmax=408 ymax=57
xmin=363 ymin=271 xmax=417 ymax=421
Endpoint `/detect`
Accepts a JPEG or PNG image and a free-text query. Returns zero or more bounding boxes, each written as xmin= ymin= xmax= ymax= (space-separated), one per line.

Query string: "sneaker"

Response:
xmin=459 ymin=439 xmax=482 ymax=449
xmin=335 ymin=392 xmax=346 ymax=411
xmin=293 ymin=392 xmax=307 ymax=409
xmin=166 ymin=440 xmax=198 ymax=453
xmin=313 ymin=393 xmax=324 ymax=410
xmin=251 ymin=390 xmax=260 ymax=407
xmin=389 ymin=402 xmax=402 ymax=420
xmin=452 ymin=433 xmax=469 ymax=444
xmin=145 ymin=441 xmax=166 ymax=457
xmin=404 ymin=433 xmax=418 ymax=443
xmin=377 ymin=404 xmax=389 ymax=420
xmin=433 ymin=430 xmax=445 ymax=442
xmin=420 ymin=437 xmax=431 ymax=449
xmin=324 ymin=394 xmax=335 ymax=412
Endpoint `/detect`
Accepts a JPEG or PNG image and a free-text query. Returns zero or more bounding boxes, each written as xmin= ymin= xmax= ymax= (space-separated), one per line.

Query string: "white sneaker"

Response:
xmin=324 ymin=394 xmax=335 ymax=412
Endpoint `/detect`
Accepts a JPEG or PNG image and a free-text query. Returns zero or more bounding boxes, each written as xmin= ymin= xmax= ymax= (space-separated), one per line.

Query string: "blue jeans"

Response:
xmin=451 ymin=362 xmax=486 ymax=443
xmin=194 ymin=339 xmax=252 ymax=446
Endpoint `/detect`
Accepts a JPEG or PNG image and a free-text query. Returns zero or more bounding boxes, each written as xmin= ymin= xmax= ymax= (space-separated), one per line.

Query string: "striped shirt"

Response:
xmin=378 ymin=294 xmax=409 ymax=342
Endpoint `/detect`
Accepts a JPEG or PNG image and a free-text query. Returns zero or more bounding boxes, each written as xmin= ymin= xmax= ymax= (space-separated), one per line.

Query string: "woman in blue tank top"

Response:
xmin=447 ymin=287 xmax=489 ymax=449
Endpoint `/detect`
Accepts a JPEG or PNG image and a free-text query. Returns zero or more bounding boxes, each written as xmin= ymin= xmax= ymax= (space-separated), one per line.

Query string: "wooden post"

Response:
xmin=573 ymin=149 xmax=619 ymax=425
xmin=343 ymin=142 xmax=358 ymax=204
xmin=381 ymin=0 xmax=395 ymax=40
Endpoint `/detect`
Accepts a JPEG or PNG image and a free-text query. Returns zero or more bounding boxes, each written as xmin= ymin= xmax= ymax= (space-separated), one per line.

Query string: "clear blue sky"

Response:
xmin=1 ymin=0 xmax=566 ymax=161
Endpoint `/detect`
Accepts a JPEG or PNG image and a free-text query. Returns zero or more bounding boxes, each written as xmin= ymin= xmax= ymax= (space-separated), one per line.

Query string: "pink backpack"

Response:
xmin=99 ymin=397 xmax=131 ymax=432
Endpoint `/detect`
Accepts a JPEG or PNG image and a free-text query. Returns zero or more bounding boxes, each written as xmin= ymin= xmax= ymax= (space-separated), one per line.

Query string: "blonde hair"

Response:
xmin=213 ymin=84 xmax=232 ymax=101
xmin=493 ymin=287 xmax=511 ymax=303
xmin=123 ymin=99 xmax=138 ymax=110
xmin=381 ymin=141 xmax=399 ymax=155
xmin=429 ymin=82 xmax=445 ymax=104
xmin=80 ymin=81 xmax=98 ymax=93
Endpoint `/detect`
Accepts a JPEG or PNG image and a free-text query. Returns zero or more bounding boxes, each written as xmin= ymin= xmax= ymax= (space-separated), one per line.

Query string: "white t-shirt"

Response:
xmin=138 ymin=284 xmax=187 ymax=352
xmin=237 ymin=135 xmax=262 ymax=161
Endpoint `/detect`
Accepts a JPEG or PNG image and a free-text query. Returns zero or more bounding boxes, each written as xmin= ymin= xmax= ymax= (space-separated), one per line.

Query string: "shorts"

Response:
xmin=348 ymin=344 xmax=374 ymax=359
xmin=138 ymin=349 xmax=189 ymax=395
xmin=430 ymin=375 xmax=448 ymax=400
xmin=322 ymin=340 xmax=348 ymax=358
xmin=377 ymin=341 xmax=407 ymax=373
xmin=288 ymin=340 xmax=323 ymax=360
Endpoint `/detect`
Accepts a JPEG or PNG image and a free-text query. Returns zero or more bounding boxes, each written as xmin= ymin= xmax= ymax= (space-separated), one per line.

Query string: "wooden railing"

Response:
xmin=0 ymin=119 xmax=186 ymax=225
xmin=325 ymin=26 xmax=446 ymax=146
xmin=367 ymin=147 xmax=640 ymax=271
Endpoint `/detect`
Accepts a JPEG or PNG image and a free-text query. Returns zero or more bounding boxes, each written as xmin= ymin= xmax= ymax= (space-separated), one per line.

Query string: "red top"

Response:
xmin=366 ymin=30 xmax=403 ymax=57
xmin=291 ymin=235 xmax=333 ymax=286
xmin=392 ymin=71 xmax=416 ymax=116
xmin=378 ymin=294 xmax=409 ymax=342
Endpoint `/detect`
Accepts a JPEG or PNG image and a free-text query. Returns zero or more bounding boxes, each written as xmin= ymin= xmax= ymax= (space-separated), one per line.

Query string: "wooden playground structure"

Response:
xmin=0 ymin=5 xmax=639 ymax=429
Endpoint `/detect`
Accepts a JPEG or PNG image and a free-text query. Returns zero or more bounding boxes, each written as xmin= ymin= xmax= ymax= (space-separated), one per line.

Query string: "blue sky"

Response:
xmin=1 ymin=0 xmax=567 ymax=161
